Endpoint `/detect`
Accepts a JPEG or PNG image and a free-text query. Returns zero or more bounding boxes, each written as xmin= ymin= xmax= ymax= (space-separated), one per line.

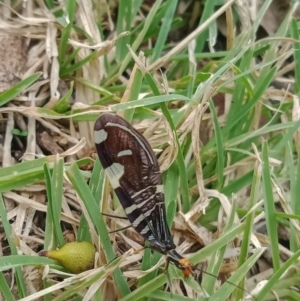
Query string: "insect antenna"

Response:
xmin=193 ymin=266 xmax=258 ymax=301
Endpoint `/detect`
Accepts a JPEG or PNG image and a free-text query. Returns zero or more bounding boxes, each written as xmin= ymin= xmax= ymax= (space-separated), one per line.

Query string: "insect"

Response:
xmin=94 ymin=113 xmax=194 ymax=277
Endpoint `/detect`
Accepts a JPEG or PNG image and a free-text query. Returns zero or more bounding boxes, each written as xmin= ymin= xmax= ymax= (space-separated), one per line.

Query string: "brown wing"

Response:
xmin=94 ymin=114 xmax=175 ymax=252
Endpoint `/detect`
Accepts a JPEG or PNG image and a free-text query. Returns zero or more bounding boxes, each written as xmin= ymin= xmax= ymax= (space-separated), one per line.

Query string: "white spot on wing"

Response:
xmin=144 ymin=210 xmax=152 ymax=217
xmin=132 ymin=214 xmax=145 ymax=227
xmin=156 ymin=184 xmax=164 ymax=193
xmin=125 ymin=204 xmax=136 ymax=215
xmin=140 ymin=225 xmax=150 ymax=235
xmin=148 ymin=235 xmax=155 ymax=241
xmin=94 ymin=129 xmax=107 ymax=143
xmin=106 ymin=122 xmax=154 ymax=164
xmin=117 ymin=149 xmax=133 ymax=157
xmin=131 ymin=185 xmax=152 ymax=199
xmin=105 ymin=163 xmax=124 ymax=189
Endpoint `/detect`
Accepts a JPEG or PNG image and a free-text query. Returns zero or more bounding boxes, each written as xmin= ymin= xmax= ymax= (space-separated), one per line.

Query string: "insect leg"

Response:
xmin=109 ymin=225 xmax=132 ymax=233
xmin=101 ymin=212 xmax=128 ymax=220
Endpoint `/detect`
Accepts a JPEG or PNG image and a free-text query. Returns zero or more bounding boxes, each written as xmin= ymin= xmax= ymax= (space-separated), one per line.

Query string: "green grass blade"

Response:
xmin=191 ymin=223 xmax=246 ymax=266
xmin=262 ymin=141 xmax=280 ymax=271
xmin=111 ymin=94 xmax=190 ymax=111
xmin=209 ymin=100 xmax=224 ymax=188
xmin=0 ymin=272 xmax=16 ymax=301
xmin=115 ymin=0 xmax=163 ymax=80
xmin=226 ymin=66 xmax=277 ymax=131
xmin=0 ymin=194 xmax=27 ymax=298
xmin=50 ymin=158 xmax=65 ymax=247
xmin=119 ymin=273 xmax=168 ymax=301
xmin=0 ymin=72 xmax=42 ymax=106
xmin=0 ymin=255 xmax=58 ymax=272
xmin=291 ymin=18 xmax=300 ymax=94
xmin=235 ymin=160 xmax=261 ymax=300
xmin=43 ymin=163 xmax=56 ymax=250
xmin=116 ymin=1 xmax=131 ymax=62
xmin=151 ymin=0 xmax=178 ymax=62
xmin=255 ymin=248 xmax=300 ymax=300
xmin=76 ymin=160 xmax=104 ymax=242
xmin=202 ymin=200 xmax=238 ymax=295
xmin=53 ymin=81 xmax=73 ymax=113
xmin=60 ymin=51 xmax=99 ymax=77
xmin=195 ymin=0 xmax=218 ymax=52
xmin=209 ymin=248 xmax=265 ymax=301
xmin=164 ymin=162 xmax=179 ymax=226
xmin=59 ymin=0 xmax=77 ymax=63
xmin=124 ymin=66 xmax=143 ymax=122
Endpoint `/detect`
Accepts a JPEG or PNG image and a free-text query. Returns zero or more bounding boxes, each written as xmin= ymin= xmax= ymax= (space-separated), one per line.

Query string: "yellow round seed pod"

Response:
xmin=40 ymin=241 xmax=95 ymax=274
